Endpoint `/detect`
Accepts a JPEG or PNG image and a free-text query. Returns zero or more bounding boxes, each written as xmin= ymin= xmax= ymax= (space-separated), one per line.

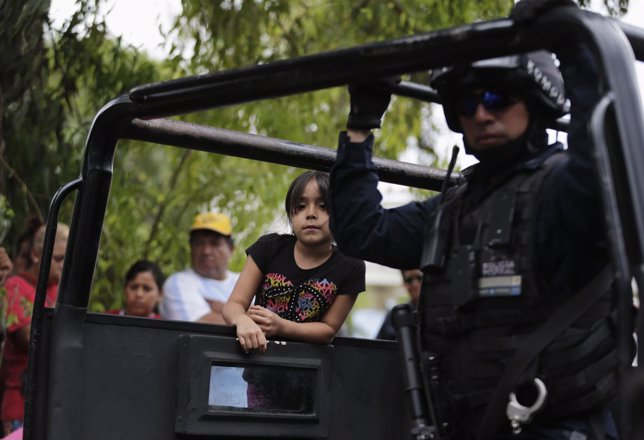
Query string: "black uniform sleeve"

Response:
xmin=329 ymin=132 xmax=438 ymax=269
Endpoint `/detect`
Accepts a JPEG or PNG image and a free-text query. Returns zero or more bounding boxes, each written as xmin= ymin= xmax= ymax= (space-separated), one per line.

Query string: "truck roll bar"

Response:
xmin=124 ymin=119 xmax=460 ymax=191
xmin=27 ymin=6 xmax=644 ymax=440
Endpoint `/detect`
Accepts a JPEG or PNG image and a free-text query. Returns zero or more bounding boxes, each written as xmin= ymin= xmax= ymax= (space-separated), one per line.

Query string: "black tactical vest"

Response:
xmin=418 ymin=151 xmax=617 ymax=431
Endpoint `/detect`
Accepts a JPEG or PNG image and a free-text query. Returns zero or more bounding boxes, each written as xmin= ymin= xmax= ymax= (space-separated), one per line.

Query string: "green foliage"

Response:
xmin=0 ymin=1 xmax=178 ymax=311
xmin=0 ymin=195 xmax=13 ymax=244
xmin=0 ymin=0 xmax=164 ymax=251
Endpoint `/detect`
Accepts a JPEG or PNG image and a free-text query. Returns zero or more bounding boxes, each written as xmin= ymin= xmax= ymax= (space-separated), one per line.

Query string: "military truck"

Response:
xmin=22 ymin=5 xmax=644 ymax=440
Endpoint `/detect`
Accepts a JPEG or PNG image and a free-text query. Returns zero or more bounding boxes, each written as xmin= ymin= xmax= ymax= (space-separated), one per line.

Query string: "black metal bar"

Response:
xmin=57 ymin=96 xmax=138 ymax=308
xmin=23 ymin=178 xmax=81 ymax=440
xmin=128 ymin=19 xmax=517 ymax=118
xmin=122 ymin=14 xmax=644 ymax=122
xmin=123 ymin=119 xmax=461 ymax=191
xmin=589 ymin=94 xmax=635 ymax=438
xmin=390 ymin=81 xmax=440 ymax=103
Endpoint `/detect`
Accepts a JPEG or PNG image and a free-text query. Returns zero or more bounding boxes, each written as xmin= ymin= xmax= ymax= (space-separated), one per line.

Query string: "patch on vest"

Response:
xmin=478 ymin=259 xmax=521 ymax=296
xmin=481 ymin=259 xmax=515 ymax=276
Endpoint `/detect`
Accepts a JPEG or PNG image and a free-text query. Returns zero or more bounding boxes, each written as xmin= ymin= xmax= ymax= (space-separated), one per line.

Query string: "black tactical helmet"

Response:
xmin=431 ymin=51 xmax=568 ymax=132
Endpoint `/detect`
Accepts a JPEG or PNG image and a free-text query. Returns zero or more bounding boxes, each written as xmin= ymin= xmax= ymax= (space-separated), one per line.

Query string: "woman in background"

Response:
xmin=1 ymin=223 xmax=68 ymax=435
xmin=108 ymin=260 xmax=164 ymax=318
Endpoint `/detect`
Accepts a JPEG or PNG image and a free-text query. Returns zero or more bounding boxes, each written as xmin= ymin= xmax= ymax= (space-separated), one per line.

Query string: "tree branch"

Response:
xmin=0 ymin=155 xmax=43 ymax=222
xmin=143 ymin=149 xmax=192 ymax=257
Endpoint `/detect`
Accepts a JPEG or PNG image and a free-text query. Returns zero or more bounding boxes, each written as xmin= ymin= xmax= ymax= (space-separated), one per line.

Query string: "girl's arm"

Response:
xmin=248 ymin=293 xmax=357 ymax=345
xmin=222 ymin=256 xmax=268 ymax=353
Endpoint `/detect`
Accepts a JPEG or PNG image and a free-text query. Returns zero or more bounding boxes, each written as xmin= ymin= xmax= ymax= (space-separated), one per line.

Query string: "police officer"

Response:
xmin=328 ymin=2 xmax=622 ymax=439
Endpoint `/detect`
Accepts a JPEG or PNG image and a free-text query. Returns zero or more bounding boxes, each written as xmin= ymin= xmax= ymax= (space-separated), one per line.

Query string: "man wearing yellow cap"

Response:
xmin=160 ymin=212 xmax=240 ymax=323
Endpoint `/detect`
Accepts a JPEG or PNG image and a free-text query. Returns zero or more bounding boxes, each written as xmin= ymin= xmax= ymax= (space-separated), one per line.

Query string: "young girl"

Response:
xmin=223 ymin=171 xmax=365 ymax=353
xmin=108 ymin=260 xmax=164 ymax=318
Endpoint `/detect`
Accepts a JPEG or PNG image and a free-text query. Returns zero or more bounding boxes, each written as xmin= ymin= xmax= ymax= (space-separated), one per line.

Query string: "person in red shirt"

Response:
xmin=1 ymin=223 xmax=68 ymax=435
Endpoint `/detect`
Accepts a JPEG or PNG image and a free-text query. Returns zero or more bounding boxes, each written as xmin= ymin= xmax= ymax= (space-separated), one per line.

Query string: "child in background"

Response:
xmin=108 ymin=260 xmax=164 ymax=318
xmin=224 ymin=171 xmax=365 ymax=352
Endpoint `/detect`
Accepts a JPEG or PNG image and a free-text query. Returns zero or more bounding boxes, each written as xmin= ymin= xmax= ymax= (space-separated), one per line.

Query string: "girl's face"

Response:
xmin=290 ymin=179 xmax=332 ymax=248
xmin=124 ymin=270 xmax=161 ymax=317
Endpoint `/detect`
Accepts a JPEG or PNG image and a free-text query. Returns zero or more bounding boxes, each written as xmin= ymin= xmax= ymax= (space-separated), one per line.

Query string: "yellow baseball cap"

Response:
xmin=191 ymin=212 xmax=233 ymax=236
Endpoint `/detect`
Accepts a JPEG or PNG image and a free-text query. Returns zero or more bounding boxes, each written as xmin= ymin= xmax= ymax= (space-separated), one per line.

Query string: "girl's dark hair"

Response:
xmin=124 ymin=260 xmax=165 ymax=290
xmin=284 ymin=171 xmax=329 ymax=219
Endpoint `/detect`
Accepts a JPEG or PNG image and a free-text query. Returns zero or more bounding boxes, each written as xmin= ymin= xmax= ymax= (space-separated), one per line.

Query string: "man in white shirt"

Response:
xmin=161 ymin=212 xmax=240 ymax=323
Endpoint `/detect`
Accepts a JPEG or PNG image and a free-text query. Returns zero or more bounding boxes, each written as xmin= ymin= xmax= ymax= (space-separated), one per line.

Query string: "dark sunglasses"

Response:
xmin=403 ymin=274 xmax=423 ymax=284
xmin=456 ymin=91 xmax=519 ymax=117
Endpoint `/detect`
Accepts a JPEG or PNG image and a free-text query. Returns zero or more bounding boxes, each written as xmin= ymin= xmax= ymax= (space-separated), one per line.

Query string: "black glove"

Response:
xmin=510 ymin=0 xmax=577 ymax=24
xmin=346 ymin=82 xmax=392 ymax=130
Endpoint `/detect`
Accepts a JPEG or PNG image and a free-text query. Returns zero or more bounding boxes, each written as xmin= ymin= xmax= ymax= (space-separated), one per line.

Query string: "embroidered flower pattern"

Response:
xmin=257 ymin=273 xmax=338 ymax=323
